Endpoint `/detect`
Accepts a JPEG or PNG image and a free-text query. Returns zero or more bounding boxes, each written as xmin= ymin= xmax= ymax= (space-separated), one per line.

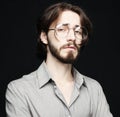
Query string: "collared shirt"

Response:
xmin=6 ymin=61 xmax=113 ymax=117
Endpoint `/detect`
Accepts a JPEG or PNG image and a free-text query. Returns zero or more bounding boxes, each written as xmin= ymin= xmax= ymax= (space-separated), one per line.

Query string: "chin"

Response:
xmin=59 ymin=55 xmax=77 ymax=64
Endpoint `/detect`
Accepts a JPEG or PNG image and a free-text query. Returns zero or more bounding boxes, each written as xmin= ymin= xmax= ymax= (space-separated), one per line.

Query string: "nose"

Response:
xmin=66 ymin=29 xmax=75 ymax=41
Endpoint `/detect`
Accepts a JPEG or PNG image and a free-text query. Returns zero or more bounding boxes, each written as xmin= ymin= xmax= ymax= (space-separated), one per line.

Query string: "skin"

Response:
xmin=40 ymin=10 xmax=82 ymax=105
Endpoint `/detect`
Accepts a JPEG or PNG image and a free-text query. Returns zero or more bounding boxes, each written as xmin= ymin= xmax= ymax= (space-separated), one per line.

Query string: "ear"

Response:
xmin=40 ymin=32 xmax=48 ymax=44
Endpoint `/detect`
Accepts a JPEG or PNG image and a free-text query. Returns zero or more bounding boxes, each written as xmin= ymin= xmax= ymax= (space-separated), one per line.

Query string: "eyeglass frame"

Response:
xmin=48 ymin=23 xmax=88 ymax=41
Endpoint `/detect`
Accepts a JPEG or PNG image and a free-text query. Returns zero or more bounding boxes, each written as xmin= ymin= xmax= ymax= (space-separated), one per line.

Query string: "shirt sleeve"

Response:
xmin=5 ymin=81 xmax=31 ymax=117
xmin=90 ymin=80 xmax=113 ymax=117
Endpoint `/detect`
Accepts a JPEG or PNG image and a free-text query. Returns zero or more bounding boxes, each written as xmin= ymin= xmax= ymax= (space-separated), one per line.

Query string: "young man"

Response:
xmin=6 ymin=2 xmax=113 ymax=117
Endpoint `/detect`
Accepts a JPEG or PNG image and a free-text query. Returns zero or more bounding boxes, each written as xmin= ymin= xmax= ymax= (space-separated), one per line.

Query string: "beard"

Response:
xmin=48 ymin=40 xmax=80 ymax=64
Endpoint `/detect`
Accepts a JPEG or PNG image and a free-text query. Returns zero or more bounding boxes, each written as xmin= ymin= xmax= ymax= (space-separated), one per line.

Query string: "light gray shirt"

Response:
xmin=6 ymin=61 xmax=113 ymax=117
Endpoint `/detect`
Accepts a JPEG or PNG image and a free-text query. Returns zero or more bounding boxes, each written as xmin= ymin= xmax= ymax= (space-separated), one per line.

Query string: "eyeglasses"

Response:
xmin=49 ymin=23 xmax=88 ymax=40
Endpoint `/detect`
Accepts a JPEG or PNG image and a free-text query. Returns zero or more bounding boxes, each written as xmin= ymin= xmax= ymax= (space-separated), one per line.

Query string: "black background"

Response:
xmin=0 ymin=0 xmax=119 ymax=116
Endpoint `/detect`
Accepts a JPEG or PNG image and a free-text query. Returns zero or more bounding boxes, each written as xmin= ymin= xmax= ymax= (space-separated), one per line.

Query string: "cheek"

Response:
xmin=48 ymin=31 xmax=65 ymax=46
xmin=75 ymin=40 xmax=82 ymax=50
xmin=75 ymin=39 xmax=82 ymax=45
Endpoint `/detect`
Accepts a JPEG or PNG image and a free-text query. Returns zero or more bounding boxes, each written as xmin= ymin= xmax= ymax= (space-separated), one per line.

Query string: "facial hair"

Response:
xmin=48 ymin=40 xmax=81 ymax=64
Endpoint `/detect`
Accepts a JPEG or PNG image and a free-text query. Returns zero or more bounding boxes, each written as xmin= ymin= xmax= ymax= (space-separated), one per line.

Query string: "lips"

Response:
xmin=64 ymin=45 xmax=77 ymax=50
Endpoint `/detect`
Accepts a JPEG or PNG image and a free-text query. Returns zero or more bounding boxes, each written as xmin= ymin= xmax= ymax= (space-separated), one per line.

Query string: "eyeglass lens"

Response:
xmin=55 ymin=24 xmax=88 ymax=40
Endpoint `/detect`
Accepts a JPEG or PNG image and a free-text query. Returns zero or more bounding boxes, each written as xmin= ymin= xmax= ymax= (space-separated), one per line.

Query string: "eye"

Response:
xmin=57 ymin=28 xmax=65 ymax=32
xmin=75 ymin=30 xmax=82 ymax=35
xmin=74 ymin=27 xmax=82 ymax=34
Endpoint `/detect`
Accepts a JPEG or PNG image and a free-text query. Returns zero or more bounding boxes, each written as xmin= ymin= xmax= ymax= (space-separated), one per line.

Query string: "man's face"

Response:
xmin=47 ymin=10 xmax=82 ymax=64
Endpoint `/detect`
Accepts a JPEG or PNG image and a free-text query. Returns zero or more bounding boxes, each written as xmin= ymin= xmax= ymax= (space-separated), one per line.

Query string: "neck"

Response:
xmin=45 ymin=56 xmax=73 ymax=83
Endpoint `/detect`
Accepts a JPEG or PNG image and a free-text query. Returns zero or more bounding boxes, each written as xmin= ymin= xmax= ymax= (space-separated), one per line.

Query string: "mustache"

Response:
xmin=61 ymin=42 xmax=80 ymax=50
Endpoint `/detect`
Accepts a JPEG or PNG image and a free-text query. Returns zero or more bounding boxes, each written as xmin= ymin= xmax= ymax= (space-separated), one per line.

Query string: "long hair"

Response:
xmin=36 ymin=2 xmax=92 ymax=60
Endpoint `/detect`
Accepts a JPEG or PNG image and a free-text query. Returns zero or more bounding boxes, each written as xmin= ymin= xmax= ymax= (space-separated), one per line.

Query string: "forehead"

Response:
xmin=51 ymin=10 xmax=81 ymax=27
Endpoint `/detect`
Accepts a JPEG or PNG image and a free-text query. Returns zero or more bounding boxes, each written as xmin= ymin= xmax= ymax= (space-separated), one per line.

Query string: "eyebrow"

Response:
xmin=56 ymin=23 xmax=69 ymax=28
xmin=56 ymin=23 xmax=80 ymax=28
xmin=62 ymin=23 xmax=69 ymax=26
xmin=75 ymin=25 xmax=80 ymax=27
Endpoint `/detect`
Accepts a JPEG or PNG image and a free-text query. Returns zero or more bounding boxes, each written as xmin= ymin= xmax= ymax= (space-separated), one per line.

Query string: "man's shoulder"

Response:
xmin=7 ymin=61 xmax=49 ymax=91
xmin=75 ymin=69 xmax=101 ymax=89
xmin=74 ymin=68 xmax=102 ymax=91
xmin=7 ymin=70 xmax=38 ymax=91
xmin=81 ymin=74 xmax=103 ymax=93
xmin=83 ymin=75 xmax=100 ymax=86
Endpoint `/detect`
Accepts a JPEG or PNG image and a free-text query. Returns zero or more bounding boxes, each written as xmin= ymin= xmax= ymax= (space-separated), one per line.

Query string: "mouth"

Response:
xmin=64 ymin=45 xmax=77 ymax=50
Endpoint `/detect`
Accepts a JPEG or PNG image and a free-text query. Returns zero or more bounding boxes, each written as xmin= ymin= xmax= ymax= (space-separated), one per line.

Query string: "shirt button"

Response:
xmin=53 ymin=85 xmax=57 ymax=89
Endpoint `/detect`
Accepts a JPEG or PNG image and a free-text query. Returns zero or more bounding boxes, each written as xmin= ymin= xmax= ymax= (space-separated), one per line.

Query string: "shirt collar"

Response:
xmin=36 ymin=61 xmax=52 ymax=88
xmin=36 ymin=61 xmax=86 ymax=89
xmin=73 ymin=68 xmax=86 ymax=88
